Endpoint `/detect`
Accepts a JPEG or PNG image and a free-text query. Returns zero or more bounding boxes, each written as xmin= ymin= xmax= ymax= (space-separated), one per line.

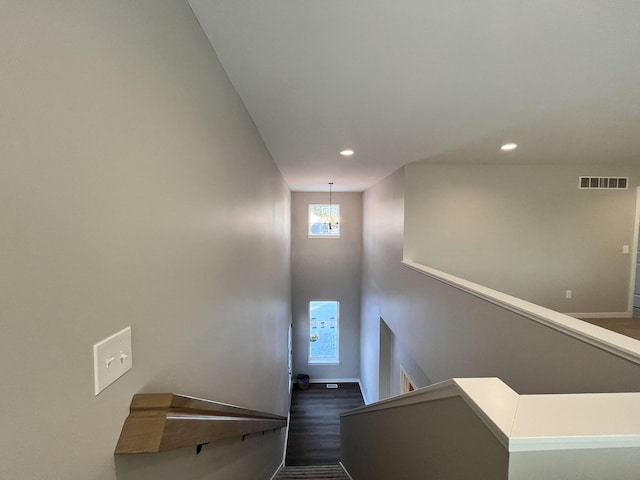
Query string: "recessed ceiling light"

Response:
xmin=501 ymin=143 xmax=517 ymax=151
xmin=340 ymin=149 xmax=354 ymax=157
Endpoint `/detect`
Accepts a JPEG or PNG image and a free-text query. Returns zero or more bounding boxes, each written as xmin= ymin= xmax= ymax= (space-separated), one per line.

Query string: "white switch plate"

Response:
xmin=565 ymin=290 xmax=572 ymax=299
xmin=623 ymin=245 xmax=630 ymax=254
xmin=93 ymin=326 xmax=132 ymax=395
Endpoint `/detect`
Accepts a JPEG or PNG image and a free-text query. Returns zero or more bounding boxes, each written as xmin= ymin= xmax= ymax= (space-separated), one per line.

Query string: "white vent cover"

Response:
xmin=579 ymin=176 xmax=628 ymax=190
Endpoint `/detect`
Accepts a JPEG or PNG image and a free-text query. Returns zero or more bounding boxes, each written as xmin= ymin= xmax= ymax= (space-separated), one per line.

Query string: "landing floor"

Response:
xmin=286 ymin=382 xmax=364 ymax=466
xmin=580 ymin=317 xmax=640 ymax=340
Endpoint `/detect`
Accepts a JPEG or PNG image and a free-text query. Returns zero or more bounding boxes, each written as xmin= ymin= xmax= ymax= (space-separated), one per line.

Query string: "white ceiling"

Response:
xmin=188 ymin=1 xmax=640 ymax=192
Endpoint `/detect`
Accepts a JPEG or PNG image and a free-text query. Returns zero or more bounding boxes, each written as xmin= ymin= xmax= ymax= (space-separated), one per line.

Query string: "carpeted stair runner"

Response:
xmin=275 ymin=464 xmax=350 ymax=479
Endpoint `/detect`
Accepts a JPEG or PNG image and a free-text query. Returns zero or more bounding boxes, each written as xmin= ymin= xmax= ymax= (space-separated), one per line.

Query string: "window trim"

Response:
xmin=308 ymin=204 xmax=340 ymax=238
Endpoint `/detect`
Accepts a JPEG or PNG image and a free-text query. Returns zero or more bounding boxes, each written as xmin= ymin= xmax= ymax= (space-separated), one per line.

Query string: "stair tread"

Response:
xmin=275 ymin=464 xmax=349 ymax=479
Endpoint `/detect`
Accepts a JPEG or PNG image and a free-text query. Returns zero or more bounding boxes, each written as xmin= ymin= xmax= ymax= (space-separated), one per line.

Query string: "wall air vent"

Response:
xmin=579 ymin=176 xmax=628 ymax=190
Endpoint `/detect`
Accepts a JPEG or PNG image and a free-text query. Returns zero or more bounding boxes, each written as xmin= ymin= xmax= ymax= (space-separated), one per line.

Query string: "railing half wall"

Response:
xmin=402 ymin=260 xmax=640 ymax=365
xmin=341 ymin=378 xmax=640 ymax=479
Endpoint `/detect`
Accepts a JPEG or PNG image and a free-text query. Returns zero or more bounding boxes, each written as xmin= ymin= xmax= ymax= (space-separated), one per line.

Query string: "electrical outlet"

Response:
xmin=565 ymin=290 xmax=572 ymax=299
xmin=93 ymin=327 xmax=132 ymax=395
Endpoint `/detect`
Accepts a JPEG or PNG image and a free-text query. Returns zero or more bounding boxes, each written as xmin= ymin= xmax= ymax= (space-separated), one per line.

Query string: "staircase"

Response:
xmin=275 ymin=465 xmax=350 ymax=479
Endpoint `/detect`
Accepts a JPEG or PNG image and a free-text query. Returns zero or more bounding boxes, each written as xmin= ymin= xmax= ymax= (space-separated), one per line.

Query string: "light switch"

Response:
xmin=93 ymin=326 xmax=132 ymax=395
xmin=623 ymin=245 xmax=630 ymax=254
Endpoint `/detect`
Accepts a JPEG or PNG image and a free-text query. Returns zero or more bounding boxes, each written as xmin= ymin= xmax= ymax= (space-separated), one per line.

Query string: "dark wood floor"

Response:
xmin=285 ymin=382 xmax=364 ymax=466
xmin=580 ymin=317 xmax=640 ymax=340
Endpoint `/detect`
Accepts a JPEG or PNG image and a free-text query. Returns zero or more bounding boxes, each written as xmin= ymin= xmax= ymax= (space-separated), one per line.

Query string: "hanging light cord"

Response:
xmin=329 ymin=182 xmax=334 ymax=230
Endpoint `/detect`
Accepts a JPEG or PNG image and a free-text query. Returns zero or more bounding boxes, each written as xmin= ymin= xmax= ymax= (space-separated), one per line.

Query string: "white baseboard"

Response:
xmin=358 ymin=379 xmax=371 ymax=405
xmin=340 ymin=462 xmax=355 ymax=480
xmin=282 ymin=411 xmax=291 ymax=465
xmin=304 ymin=377 xmax=360 ymax=384
xmin=269 ymin=462 xmax=284 ymax=480
xmin=566 ymin=311 xmax=630 ymax=319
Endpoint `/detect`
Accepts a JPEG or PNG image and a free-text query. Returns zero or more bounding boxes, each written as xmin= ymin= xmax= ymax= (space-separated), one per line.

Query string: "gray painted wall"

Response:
xmin=378 ymin=317 xmax=432 ymax=400
xmin=291 ymin=192 xmax=361 ymax=380
xmin=389 ymin=328 xmax=432 ymax=397
xmin=361 ymin=168 xmax=640 ymax=405
xmin=404 ymin=163 xmax=640 ymax=314
xmin=341 ymin=396 xmax=509 ymax=479
xmin=0 ymin=2 xmax=290 ymax=479
xmin=361 ymin=170 xmax=406 ymax=403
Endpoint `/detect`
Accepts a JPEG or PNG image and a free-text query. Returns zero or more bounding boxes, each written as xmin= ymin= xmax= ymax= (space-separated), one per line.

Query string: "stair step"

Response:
xmin=275 ymin=464 xmax=349 ymax=479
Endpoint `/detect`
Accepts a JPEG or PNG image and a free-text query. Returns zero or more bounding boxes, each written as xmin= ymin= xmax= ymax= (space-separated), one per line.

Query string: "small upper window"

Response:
xmin=308 ymin=204 xmax=340 ymax=237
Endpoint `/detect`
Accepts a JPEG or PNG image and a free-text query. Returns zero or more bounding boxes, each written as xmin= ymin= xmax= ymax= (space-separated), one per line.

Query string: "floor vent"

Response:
xmin=326 ymin=383 xmax=338 ymax=389
xmin=579 ymin=176 xmax=628 ymax=190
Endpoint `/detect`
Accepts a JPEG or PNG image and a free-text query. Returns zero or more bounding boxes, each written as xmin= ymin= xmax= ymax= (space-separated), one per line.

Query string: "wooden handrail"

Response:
xmin=114 ymin=393 xmax=287 ymax=454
